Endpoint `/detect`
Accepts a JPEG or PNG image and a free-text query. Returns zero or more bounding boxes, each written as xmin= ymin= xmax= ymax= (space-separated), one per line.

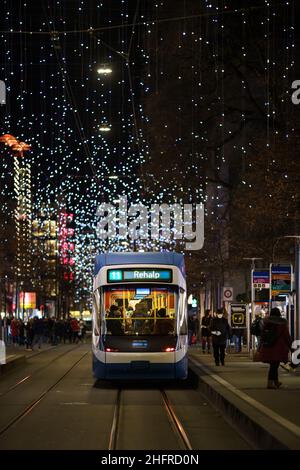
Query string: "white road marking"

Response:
xmin=60 ymin=402 xmax=89 ymax=405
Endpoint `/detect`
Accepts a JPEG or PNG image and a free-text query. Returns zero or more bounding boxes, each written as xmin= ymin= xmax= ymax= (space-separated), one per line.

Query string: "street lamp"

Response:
xmin=97 ymin=66 xmax=113 ymax=75
xmin=99 ymin=124 xmax=111 ymax=132
xmin=243 ymin=257 xmax=263 ymax=353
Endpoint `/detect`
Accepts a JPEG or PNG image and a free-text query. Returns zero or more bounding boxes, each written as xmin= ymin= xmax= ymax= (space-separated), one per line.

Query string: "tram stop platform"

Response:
xmin=189 ymin=347 xmax=300 ymax=450
xmin=0 ymin=350 xmax=26 ymax=376
xmin=0 ymin=344 xmax=56 ymax=376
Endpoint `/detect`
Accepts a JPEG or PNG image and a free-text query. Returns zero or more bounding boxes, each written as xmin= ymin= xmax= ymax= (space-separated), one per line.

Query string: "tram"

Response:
xmin=92 ymin=252 xmax=188 ymax=379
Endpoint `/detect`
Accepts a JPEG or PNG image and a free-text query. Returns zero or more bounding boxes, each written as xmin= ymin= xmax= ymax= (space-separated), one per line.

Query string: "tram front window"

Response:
xmin=100 ymin=286 xmax=177 ymax=335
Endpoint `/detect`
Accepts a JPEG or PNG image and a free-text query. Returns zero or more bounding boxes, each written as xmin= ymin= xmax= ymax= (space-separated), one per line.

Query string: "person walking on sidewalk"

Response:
xmin=251 ymin=313 xmax=263 ymax=349
xmin=201 ymin=310 xmax=212 ymax=353
xmin=259 ymin=307 xmax=292 ymax=389
xmin=211 ymin=308 xmax=231 ymax=366
xmin=188 ymin=313 xmax=199 ymax=345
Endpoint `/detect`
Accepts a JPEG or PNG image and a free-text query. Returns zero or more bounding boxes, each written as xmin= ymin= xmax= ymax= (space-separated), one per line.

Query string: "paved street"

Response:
xmin=1 ymin=0 xmax=299 ymax=458
xmin=0 ymin=343 xmax=249 ymax=450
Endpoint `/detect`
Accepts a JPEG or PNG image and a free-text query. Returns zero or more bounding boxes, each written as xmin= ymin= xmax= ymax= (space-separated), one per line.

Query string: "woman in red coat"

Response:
xmin=260 ymin=307 xmax=292 ymax=389
xmin=10 ymin=317 xmax=19 ymax=345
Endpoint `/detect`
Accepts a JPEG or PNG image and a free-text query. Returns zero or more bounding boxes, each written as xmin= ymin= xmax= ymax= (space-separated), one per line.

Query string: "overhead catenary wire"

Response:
xmin=0 ymin=5 xmax=277 ymax=36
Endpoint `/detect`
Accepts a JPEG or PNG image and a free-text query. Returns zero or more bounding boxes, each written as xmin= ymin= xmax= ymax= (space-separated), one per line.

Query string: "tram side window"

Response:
xmin=93 ymin=291 xmax=101 ymax=335
xmin=178 ymin=288 xmax=187 ymax=335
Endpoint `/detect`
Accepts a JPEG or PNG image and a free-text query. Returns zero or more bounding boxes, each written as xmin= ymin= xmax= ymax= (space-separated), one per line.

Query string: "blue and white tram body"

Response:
xmin=92 ymin=252 xmax=188 ymax=379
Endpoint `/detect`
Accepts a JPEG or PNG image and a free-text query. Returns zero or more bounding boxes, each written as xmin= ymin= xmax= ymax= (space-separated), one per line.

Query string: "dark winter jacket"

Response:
xmin=211 ymin=317 xmax=231 ymax=345
xmin=32 ymin=318 xmax=44 ymax=335
xmin=259 ymin=316 xmax=292 ymax=363
xmin=201 ymin=315 xmax=212 ymax=336
xmin=188 ymin=317 xmax=199 ymax=334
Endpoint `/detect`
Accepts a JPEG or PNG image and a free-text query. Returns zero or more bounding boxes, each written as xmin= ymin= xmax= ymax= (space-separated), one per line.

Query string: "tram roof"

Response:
xmin=94 ymin=252 xmax=185 ymax=277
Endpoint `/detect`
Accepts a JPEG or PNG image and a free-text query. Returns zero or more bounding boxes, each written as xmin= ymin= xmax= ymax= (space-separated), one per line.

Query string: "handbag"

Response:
xmin=191 ymin=333 xmax=197 ymax=344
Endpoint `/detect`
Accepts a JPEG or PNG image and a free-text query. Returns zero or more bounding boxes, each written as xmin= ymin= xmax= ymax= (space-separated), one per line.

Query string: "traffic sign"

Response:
xmin=223 ymin=287 xmax=233 ymax=301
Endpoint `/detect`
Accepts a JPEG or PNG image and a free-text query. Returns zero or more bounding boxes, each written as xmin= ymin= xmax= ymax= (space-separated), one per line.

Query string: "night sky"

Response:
xmin=0 ymin=0 xmax=299 ymax=300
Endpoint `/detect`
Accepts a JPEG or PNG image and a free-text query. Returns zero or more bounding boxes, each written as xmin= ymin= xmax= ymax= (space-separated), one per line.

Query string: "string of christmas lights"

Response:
xmin=0 ymin=0 xmax=297 ymax=313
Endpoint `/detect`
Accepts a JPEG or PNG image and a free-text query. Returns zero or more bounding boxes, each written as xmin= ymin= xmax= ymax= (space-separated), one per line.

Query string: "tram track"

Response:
xmin=0 ymin=344 xmax=82 ymax=398
xmin=0 ymin=350 xmax=89 ymax=438
xmin=160 ymin=389 xmax=193 ymax=450
xmin=108 ymin=388 xmax=193 ymax=450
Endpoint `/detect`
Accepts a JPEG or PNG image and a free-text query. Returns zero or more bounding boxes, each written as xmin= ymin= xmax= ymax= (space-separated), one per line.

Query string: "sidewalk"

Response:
xmin=5 ymin=343 xmax=56 ymax=358
xmin=189 ymin=346 xmax=300 ymax=449
xmin=0 ymin=344 xmax=57 ymax=376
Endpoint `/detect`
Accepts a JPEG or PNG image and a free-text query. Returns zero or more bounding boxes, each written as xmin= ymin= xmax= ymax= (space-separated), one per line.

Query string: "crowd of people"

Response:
xmin=106 ymin=304 xmax=175 ymax=336
xmin=189 ymin=306 xmax=298 ymax=389
xmin=0 ymin=316 xmax=87 ymax=350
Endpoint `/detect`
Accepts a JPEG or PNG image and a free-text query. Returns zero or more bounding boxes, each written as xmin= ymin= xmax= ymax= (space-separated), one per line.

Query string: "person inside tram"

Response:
xmin=106 ymin=305 xmax=124 ymax=335
xmin=132 ymin=301 xmax=148 ymax=333
xmin=124 ymin=305 xmax=134 ymax=332
xmin=154 ymin=307 xmax=174 ymax=335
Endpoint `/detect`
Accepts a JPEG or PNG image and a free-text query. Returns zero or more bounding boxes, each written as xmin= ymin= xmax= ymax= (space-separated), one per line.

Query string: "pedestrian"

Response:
xmin=78 ymin=319 xmax=86 ymax=342
xmin=201 ymin=309 xmax=212 ymax=353
xmin=18 ymin=319 xmax=25 ymax=346
xmin=10 ymin=316 xmax=19 ymax=346
xmin=67 ymin=318 xmax=73 ymax=343
xmin=32 ymin=316 xmax=44 ymax=350
xmin=211 ymin=308 xmax=231 ymax=366
xmin=259 ymin=307 xmax=292 ymax=389
xmin=251 ymin=313 xmax=263 ymax=349
xmin=232 ymin=328 xmax=243 ymax=353
xmin=70 ymin=317 xmax=80 ymax=343
xmin=79 ymin=319 xmax=86 ymax=341
xmin=25 ymin=319 xmax=34 ymax=350
xmin=188 ymin=313 xmax=199 ymax=345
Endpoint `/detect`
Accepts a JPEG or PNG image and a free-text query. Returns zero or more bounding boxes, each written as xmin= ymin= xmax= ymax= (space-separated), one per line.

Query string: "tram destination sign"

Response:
xmin=107 ymin=268 xmax=173 ymax=283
